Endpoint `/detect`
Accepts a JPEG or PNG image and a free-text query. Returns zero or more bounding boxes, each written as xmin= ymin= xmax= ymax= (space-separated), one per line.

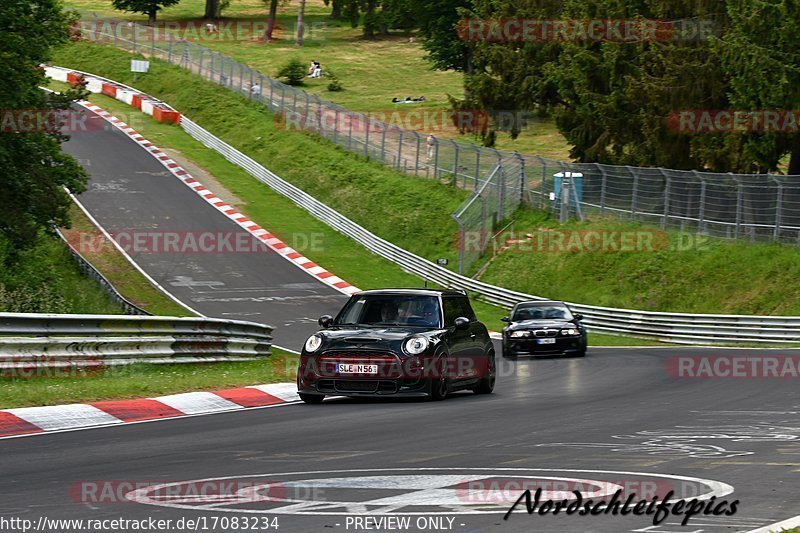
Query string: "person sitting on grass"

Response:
xmin=392 ymin=96 xmax=425 ymax=103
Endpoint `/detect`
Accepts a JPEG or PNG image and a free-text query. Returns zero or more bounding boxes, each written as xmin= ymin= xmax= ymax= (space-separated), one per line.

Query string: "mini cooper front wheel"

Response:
xmin=428 ymin=357 xmax=449 ymax=401
xmin=472 ymin=353 xmax=496 ymax=394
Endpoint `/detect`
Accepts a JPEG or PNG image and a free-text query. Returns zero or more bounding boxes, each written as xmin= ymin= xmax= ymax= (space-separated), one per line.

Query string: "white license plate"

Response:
xmin=536 ymin=338 xmax=556 ymax=345
xmin=337 ymin=363 xmax=378 ymax=374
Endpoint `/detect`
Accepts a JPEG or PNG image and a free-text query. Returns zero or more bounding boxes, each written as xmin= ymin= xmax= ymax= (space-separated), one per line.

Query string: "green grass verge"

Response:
xmin=0 ymin=352 xmax=297 ymax=408
xmin=480 ymin=209 xmax=800 ymax=316
xmin=0 ymin=231 xmax=121 ymax=315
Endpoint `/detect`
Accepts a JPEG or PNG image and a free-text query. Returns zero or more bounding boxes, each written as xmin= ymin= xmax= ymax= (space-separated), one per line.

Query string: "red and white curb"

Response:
xmin=0 ymin=383 xmax=299 ymax=439
xmin=77 ymin=99 xmax=360 ymax=296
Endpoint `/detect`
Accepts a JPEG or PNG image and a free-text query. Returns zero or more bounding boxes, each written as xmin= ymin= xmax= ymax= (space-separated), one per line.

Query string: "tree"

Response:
xmin=204 ymin=0 xmax=218 ymax=20
xmin=338 ymin=0 xmax=380 ymax=39
xmin=716 ymin=0 xmax=800 ymax=174
xmin=414 ymin=0 xmax=474 ymax=73
xmin=324 ymin=0 xmax=343 ymax=19
xmin=451 ymin=0 xmax=563 ymax=142
xmin=262 ymin=0 xmax=290 ymax=41
xmin=295 ymin=0 xmax=306 ymax=46
xmin=0 ymin=0 xmax=89 ymax=249
xmin=111 ymin=0 xmax=181 ymax=24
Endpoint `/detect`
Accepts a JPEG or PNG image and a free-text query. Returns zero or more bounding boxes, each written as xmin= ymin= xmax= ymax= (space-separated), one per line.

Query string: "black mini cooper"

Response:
xmin=297 ymin=289 xmax=495 ymax=403
xmin=501 ymin=300 xmax=587 ymax=358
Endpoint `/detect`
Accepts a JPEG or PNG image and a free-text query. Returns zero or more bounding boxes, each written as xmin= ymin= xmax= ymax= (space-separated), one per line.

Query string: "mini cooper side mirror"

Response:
xmin=454 ymin=317 xmax=470 ymax=330
xmin=318 ymin=315 xmax=333 ymax=328
xmin=501 ymin=316 xmax=511 ymax=323
xmin=572 ymin=313 xmax=584 ymax=322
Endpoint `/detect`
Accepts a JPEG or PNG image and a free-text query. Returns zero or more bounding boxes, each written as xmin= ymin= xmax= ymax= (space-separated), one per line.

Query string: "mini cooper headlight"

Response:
xmin=403 ymin=336 xmax=429 ymax=355
xmin=304 ymin=334 xmax=323 ymax=353
xmin=561 ymin=328 xmax=579 ymax=336
xmin=510 ymin=330 xmax=530 ymax=338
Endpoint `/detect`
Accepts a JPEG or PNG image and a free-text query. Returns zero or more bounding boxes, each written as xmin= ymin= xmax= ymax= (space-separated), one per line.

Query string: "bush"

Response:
xmin=276 ymin=58 xmax=306 ymax=86
xmin=325 ymin=69 xmax=343 ymax=92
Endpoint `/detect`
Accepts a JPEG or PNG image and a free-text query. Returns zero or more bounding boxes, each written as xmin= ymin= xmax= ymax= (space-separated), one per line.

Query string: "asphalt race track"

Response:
xmin=61 ymin=105 xmax=348 ymax=349
xmin=10 ymin=104 xmax=796 ymax=532
xmin=2 ymin=347 xmax=799 ymax=532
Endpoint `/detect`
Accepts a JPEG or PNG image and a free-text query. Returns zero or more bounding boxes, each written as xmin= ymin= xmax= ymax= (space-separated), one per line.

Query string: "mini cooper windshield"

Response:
xmin=335 ymin=295 xmax=441 ymax=328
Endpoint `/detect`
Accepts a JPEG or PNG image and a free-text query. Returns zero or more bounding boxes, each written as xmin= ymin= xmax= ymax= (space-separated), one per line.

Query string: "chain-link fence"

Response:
xmin=78 ymin=20 xmax=800 ymax=276
xmin=523 ymin=157 xmax=800 ymax=243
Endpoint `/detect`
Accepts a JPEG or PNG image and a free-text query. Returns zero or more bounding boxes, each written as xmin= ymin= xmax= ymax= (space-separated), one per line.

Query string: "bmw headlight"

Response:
xmin=561 ymin=328 xmax=579 ymax=336
xmin=510 ymin=330 xmax=530 ymax=338
xmin=304 ymin=334 xmax=323 ymax=353
xmin=403 ymin=336 xmax=429 ymax=355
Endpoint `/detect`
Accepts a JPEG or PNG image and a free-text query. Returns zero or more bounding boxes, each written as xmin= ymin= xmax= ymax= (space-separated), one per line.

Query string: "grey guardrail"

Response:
xmin=45 ymin=66 xmax=800 ymax=345
xmin=0 ymin=313 xmax=274 ymax=369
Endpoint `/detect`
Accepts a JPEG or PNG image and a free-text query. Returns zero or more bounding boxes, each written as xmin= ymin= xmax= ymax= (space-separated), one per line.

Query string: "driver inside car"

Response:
xmin=380 ymin=301 xmax=400 ymax=324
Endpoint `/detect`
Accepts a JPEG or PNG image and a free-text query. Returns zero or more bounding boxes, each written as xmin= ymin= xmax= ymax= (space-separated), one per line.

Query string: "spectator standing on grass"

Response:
xmin=426 ymin=133 xmax=436 ymax=161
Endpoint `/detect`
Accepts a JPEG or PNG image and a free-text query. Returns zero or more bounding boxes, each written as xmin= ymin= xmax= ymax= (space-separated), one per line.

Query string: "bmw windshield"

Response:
xmin=512 ymin=305 xmax=573 ymax=321
xmin=334 ymin=295 xmax=442 ymax=328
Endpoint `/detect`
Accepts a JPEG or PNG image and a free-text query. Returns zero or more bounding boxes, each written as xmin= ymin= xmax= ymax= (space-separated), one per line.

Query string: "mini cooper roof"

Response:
xmin=353 ymin=288 xmax=468 ymax=297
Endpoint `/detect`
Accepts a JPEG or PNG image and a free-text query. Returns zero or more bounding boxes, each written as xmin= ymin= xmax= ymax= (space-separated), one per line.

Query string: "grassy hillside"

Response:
xmin=0 ymin=231 xmax=121 ymax=314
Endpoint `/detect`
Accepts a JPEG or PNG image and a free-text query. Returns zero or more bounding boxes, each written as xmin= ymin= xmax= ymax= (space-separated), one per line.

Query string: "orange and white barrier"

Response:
xmin=43 ymin=65 xmax=181 ymax=125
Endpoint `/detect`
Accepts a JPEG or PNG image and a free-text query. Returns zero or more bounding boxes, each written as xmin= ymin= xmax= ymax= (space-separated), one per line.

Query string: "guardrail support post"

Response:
xmin=772 ymin=176 xmax=783 ymax=241
xmin=414 ymin=132 xmax=421 ymax=176
xmin=516 ymin=152 xmax=525 ymax=206
xmin=333 ymin=108 xmax=340 ymax=144
xmin=452 ymin=214 xmax=465 ymax=275
xmin=364 ymin=117 xmax=371 ymax=159
xmin=598 ymin=163 xmax=607 ymax=215
xmin=660 ymin=169 xmax=671 ymax=229
xmin=692 ymin=170 xmax=706 ymax=233
xmin=396 ymin=129 xmax=403 ymax=169
xmin=537 ymin=156 xmax=547 ymax=211
xmin=474 ymin=148 xmax=481 ymax=190
xmin=433 ymin=138 xmax=439 ymax=179
xmin=560 ymin=173 xmax=571 ymax=224
xmin=628 ymin=165 xmax=638 ymax=219
xmin=734 ymin=176 xmax=743 ymax=239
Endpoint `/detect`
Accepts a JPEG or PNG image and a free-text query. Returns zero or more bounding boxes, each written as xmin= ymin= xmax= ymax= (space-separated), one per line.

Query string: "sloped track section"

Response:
xmin=58 ymin=97 xmax=352 ymax=348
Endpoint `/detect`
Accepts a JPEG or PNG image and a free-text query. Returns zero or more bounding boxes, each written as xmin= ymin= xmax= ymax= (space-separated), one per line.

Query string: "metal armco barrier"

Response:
xmin=44 ymin=67 xmax=800 ymax=345
xmin=0 ymin=313 xmax=274 ymax=369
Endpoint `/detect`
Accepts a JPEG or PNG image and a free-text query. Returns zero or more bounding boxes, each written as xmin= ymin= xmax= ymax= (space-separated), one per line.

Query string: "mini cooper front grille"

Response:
xmin=318 ymin=351 xmax=402 ymax=379
xmin=318 ymin=380 xmax=399 ymax=394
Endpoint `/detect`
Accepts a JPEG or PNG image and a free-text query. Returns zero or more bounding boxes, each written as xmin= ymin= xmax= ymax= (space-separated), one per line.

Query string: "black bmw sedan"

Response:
xmin=296 ymin=289 xmax=495 ymax=403
xmin=501 ymin=300 xmax=587 ymax=358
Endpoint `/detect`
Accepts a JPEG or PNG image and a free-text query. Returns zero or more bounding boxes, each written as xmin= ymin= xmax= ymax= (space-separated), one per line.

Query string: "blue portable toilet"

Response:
xmin=553 ymin=172 xmax=584 ymax=206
